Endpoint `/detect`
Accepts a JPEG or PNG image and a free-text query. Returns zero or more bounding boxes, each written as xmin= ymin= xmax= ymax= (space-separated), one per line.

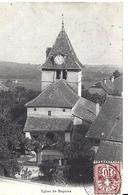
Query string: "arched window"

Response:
xmin=56 ymin=70 xmax=61 ymax=79
xmin=63 ymin=70 xmax=67 ymax=80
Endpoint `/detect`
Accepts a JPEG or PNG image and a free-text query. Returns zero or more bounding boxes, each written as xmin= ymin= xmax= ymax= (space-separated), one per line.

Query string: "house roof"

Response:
xmin=86 ymin=96 xmax=122 ymax=142
xmin=0 ymin=83 xmax=9 ymax=92
xmin=72 ymin=97 xmax=96 ymax=123
xmin=94 ymin=80 xmax=114 ymax=94
xmin=25 ymin=79 xmax=79 ymax=108
xmin=95 ymin=140 xmax=122 ymax=161
xmin=23 ymin=117 xmax=73 ymax=132
xmin=42 ymin=30 xmax=82 ymax=70
xmin=88 ymin=87 xmax=106 ymax=96
xmin=86 ymin=79 xmax=115 ymax=95
xmin=100 ymin=80 xmax=114 ymax=94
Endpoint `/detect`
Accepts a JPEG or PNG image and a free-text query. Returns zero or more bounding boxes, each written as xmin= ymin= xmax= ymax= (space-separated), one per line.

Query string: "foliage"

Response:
xmin=82 ymin=90 xmax=106 ymax=105
xmin=0 ymin=86 xmax=40 ymax=176
xmin=39 ymin=161 xmax=56 ymax=180
xmin=113 ymin=70 xmax=121 ymax=79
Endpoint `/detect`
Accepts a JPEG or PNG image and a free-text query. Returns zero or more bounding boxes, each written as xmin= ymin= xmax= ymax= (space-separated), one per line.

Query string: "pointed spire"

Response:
xmin=62 ymin=14 xmax=64 ymax=31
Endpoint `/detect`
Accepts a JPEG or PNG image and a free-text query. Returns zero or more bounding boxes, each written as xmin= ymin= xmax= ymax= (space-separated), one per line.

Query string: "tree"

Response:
xmin=113 ymin=70 xmax=121 ymax=79
xmin=0 ymin=136 xmax=20 ymax=176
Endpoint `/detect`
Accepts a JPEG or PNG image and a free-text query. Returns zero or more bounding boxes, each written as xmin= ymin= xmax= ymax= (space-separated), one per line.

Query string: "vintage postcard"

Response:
xmin=0 ymin=2 xmax=123 ymax=195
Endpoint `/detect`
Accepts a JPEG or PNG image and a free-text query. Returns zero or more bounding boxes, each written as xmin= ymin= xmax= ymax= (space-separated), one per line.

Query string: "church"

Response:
xmin=23 ymin=17 xmax=97 ymax=165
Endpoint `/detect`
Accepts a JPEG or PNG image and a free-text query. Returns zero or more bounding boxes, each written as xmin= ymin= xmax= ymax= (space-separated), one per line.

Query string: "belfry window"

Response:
xmin=63 ymin=70 xmax=67 ymax=80
xmin=48 ymin=111 xmax=51 ymax=116
xmin=56 ymin=70 xmax=61 ymax=79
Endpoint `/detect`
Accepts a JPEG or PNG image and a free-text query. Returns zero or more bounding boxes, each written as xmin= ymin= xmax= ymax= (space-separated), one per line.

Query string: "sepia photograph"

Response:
xmin=0 ymin=2 xmax=123 ymax=195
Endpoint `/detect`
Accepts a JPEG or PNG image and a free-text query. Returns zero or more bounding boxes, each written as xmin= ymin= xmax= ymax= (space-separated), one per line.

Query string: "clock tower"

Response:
xmin=41 ymin=17 xmax=82 ymax=96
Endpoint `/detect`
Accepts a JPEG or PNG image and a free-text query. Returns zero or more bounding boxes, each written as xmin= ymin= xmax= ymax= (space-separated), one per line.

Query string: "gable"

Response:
xmin=26 ymin=79 xmax=79 ymax=108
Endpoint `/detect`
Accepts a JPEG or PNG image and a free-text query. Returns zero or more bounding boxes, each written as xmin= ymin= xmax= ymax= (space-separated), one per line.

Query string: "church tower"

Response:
xmin=41 ymin=15 xmax=82 ymax=96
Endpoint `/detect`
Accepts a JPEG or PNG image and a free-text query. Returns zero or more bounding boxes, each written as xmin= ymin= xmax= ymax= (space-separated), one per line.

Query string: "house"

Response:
xmin=0 ymin=83 xmax=9 ymax=92
xmin=86 ymin=78 xmax=115 ymax=96
xmin=86 ymin=95 xmax=122 ymax=162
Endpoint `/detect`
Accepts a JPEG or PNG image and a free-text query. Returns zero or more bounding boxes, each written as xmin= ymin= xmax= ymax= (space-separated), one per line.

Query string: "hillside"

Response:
xmin=0 ymin=61 xmax=122 ymax=91
xmin=0 ymin=61 xmax=41 ymax=79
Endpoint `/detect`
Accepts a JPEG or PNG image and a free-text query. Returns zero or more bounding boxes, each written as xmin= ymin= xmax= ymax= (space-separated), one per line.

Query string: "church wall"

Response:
xmin=66 ymin=71 xmax=82 ymax=96
xmin=67 ymin=71 xmax=79 ymax=83
xmin=27 ymin=107 xmax=72 ymax=118
xmin=41 ymin=70 xmax=56 ymax=90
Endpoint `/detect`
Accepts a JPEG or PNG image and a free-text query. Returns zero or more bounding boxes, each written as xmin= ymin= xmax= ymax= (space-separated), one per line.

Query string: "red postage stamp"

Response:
xmin=93 ymin=163 xmax=121 ymax=194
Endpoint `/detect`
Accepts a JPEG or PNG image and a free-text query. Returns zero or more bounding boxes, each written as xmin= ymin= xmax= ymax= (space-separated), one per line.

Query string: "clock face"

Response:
xmin=54 ymin=55 xmax=64 ymax=65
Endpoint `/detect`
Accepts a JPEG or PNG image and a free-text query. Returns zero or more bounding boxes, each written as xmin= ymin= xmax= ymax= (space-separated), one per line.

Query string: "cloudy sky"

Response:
xmin=0 ymin=2 xmax=122 ymax=66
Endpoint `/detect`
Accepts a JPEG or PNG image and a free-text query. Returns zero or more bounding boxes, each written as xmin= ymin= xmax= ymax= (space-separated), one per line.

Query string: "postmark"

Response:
xmin=94 ymin=162 xmax=121 ymax=194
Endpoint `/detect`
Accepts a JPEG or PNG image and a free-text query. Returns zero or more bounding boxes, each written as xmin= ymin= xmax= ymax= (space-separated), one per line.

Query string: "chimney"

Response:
xmin=103 ymin=78 xmax=107 ymax=84
xmin=96 ymin=103 xmax=100 ymax=116
xmin=110 ymin=75 xmax=115 ymax=83
xmin=46 ymin=47 xmax=52 ymax=58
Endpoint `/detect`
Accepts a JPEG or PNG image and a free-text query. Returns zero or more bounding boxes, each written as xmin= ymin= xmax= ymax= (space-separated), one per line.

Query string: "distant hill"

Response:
xmin=0 ymin=61 xmax=122 ymax=91
xmin=82 ymin=64 xmax=122 ymax=82
xmin=0 ymin=61 xmax=41 ymax=79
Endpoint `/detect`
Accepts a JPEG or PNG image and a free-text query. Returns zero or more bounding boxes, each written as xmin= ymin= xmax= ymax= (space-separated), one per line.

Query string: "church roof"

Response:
xmin=72 ymin=97 xmax=96 ymax=123
xmin=25 ymin=79 xmax=79 ymax=108
xmin=24 ymin=117 xmax=73 ymax=132
xmin=86 ymin=96 xmax=122 ymax=142
xmin=42 ymin=30 xmax=82 ymax=70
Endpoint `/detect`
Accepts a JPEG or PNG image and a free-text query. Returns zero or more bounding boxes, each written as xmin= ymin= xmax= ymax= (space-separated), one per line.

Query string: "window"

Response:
xmin=56 ymin=70 xmax=61 ymax=79
xmin=48 ymin=111 xmax=51 ymax=116
xmin=63 ymin=109 xmax=65 ymax=112
xmin=34 ymin=108 xmax=37 ymax=111
xmin=65 ymin=132 xmax=70 ymax=142
xmin=63 ymin=70 xmax=67 ymax=80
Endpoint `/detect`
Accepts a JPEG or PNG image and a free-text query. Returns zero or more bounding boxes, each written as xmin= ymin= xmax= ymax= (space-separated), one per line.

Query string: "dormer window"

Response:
xmin=56 ymin=70 xmax=61 ymax=79
xmin=63 ymin=70 xmax=67 ymax=80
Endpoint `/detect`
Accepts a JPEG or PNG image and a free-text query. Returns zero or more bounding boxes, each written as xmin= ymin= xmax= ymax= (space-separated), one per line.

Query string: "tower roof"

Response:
xmin=25 ymin=79 xmax=79 ymax=108
xmin=42 ymin=29 xmax=82 ymax=70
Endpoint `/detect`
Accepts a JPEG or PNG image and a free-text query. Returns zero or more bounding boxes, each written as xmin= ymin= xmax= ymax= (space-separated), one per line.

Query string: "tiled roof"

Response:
xmin=72 ymin=97 xmax=96 ymax=123
xmin=42 ymin=30 xmax=82 ymax=70
xmin=100 ymin=80 xmax=114 ymax=94
xmin=25 ymin=79 xmax=79 ymax=108
xmin=95 ymin=140 xmax=122 ymax=161
xmin=87 ymin=80 xmax=115 ymax=95
xmin=0 ymin=83 xmax=9 ymax=91
xmin=88 ymin=87 xmax=106 ymax=96
xmin=23 ymin=117 xmax=73 ymax=132
xmin=86 ymin=96 xmax=122 ymax=142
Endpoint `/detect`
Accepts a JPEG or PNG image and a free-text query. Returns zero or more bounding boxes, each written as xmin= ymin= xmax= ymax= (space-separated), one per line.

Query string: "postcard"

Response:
xmin=0 ymin=2 xmax=123 ymax=195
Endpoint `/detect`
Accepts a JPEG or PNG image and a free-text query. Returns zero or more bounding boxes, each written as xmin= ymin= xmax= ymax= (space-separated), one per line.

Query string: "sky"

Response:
xmin=0 ymin=2 xmax=122 ymax=66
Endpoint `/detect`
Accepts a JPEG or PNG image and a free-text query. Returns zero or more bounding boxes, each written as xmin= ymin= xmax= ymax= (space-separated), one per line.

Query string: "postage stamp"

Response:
xmin=94 ymin=162 xmax=121 ymax=194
